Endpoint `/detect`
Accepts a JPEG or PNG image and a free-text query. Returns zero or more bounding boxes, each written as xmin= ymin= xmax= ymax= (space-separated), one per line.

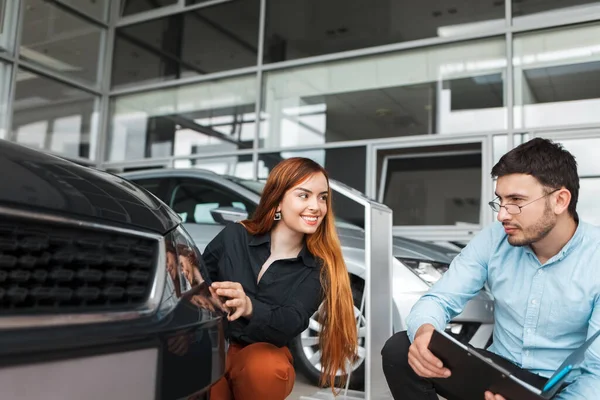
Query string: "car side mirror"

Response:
xmin=210 ymin=207 xmax=248 ymax=224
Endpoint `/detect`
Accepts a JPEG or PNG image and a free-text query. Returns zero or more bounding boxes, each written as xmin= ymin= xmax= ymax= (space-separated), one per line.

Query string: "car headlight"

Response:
xmin=156 ymin=225 xmax=227 ymax=319
xmin=397 ymin=258 xmax=449 ymax=287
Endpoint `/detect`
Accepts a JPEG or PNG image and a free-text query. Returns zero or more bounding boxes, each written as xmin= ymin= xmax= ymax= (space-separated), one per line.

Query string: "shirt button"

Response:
xmin=531 ymin=299 xmax=538 ymax=305
xmin=525 ymin=350 xmax=530 ymax=356
xmin=527 ymin=328 xmax=532 ymax=333
xmin=538 ymin=270 xmax=543 ymax=275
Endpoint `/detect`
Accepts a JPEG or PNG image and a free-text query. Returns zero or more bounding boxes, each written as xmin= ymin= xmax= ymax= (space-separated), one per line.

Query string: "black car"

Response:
xmin=0 ymin=140 xmax=226 ymax=400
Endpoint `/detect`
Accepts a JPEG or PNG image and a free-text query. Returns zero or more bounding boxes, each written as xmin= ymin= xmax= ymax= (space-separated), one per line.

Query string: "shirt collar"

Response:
xmin=249 ymin=232 xmax=270 ymax=247
xmin=524 ymin=221 xmax=585 ymax=262
xmin=248 ymin=232 xmax=318 ymax=268
xmin=557 ymin=221 xmax=585 ymax=259
xmin=298 ymin=244 xmax=318 ymax=268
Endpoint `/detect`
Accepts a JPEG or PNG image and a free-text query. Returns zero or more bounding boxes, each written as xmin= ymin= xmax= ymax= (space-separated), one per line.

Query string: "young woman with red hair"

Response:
xmin=205 ymin=157 xmax=358 ymax=400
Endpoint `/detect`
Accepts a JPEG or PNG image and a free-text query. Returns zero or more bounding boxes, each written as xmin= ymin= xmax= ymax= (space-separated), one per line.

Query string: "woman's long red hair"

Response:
xmin=241 ymin=157 xmax=358 ymax=390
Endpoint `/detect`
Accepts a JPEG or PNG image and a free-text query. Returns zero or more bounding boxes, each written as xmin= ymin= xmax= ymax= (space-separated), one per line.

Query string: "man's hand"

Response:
xmin=211 ymin=281 xmax=253 ymax=321
xmin=484 ymin=391 xmax=506 ymax=400
xmin=408 ymin=324 xmax=452 ymax=378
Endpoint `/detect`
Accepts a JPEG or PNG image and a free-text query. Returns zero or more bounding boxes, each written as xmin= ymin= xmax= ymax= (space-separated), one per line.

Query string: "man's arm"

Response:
xmin=406 ymin=224 xmax=495 ymax=342
xmin=554 ymin=295 xmax=600 ymax=400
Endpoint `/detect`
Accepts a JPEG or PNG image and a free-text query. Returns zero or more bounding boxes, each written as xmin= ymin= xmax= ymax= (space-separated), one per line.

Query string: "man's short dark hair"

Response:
xmin=491 ymin=137 xmax=579 ymax=220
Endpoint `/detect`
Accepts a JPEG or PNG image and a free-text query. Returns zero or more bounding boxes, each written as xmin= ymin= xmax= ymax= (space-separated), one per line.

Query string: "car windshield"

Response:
xmin=225 ymin=176 xmax=359 ymax=228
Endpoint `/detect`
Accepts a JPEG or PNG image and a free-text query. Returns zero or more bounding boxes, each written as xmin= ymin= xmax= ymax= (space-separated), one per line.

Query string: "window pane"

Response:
xmin=264 ymin=0 xmax=505 ymax=63
xmin=174 ymin=155 xmax=254 ymax=179
xmin=113 ymin=0 xmax=259 ymax=88
xmin=514 ymin=23 xmax=600 ymax=129
xmin=258 ymin=147 xmax=367 ymax=227
xmin=262 ymin=38 xmax=506 ymax=148
xmin=109 ymin=75 xmax=256 ymax=161
xmin=0 ymin=0 xmax=18 ymax=52
xmin=21 ymin=0 xmax=103 ymax=85
xmin=493 ymin=133 xmax=531 ymax=165
xmin=0 ymin=62 xmax=10 ymax=139
xmin=379 ymin=143 xmax=482 ymax=226
xmin=512 ymin=0 xmax=600 ymax=19
xmin=550 ymin=137 xmax=600 ymax=178
xmin=121 ymin=0 xmax=177 ymax=17
xmin=186 ymin=0 xmax=215 ymax=5
xmin=493 ymin=135 xmax=507 ymax=166
xmin=10 ymin=69 xmax=99 ymax=159
xmin=578 ymin=178 xmax=600 ymax=227
xmin=58 ymin=0 xmax=109 ymax=21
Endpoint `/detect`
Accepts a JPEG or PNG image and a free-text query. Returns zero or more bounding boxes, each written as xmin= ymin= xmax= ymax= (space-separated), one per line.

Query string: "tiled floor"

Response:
xmin=288 ymin=373 xmax=320 ymax=399
xmin=287 ymin=375 xmax=447 ymax=400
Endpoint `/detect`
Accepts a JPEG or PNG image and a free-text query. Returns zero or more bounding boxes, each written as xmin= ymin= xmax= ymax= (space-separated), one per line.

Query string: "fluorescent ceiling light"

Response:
xmin=437 ymin=19 xmax=504 ymax=38
xmin=20 ymin=46 xmax=83 ymax=72
xmin=16 ymin=70 xmax=38 ymax=82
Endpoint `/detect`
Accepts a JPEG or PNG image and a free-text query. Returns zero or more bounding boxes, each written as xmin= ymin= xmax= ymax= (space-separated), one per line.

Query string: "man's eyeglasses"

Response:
xmin=488 ymin=189 xmax=560 ymax=215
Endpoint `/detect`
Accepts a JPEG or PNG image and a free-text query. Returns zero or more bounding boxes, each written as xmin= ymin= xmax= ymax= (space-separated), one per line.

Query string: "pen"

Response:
xmin=543 ymin=364 xmax=573 ymax=392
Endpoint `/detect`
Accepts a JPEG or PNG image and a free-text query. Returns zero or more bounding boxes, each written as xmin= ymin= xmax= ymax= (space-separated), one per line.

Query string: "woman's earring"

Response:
xmin=274 ymin=211 xmax=282 ymax=221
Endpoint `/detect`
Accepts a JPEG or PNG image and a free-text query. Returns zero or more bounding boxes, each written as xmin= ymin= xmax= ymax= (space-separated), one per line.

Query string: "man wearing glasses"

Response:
xmin=381 ymin=138 xmax=600 ymax=400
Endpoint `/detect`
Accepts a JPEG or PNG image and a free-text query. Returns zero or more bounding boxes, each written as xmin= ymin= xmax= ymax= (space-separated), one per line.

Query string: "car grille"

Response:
xmin=0 ymin=217 xmax=158 ymax=314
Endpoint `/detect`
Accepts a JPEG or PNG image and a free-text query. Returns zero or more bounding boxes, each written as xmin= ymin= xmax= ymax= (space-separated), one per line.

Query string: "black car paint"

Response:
xmin=0 ymin=140 xmax=179 ymax=234
xmin=0 ymin=140 xmax=226 ymax=399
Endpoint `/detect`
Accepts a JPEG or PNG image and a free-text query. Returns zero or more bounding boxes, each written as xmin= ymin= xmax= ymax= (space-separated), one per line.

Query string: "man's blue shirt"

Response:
xmin=406 ymin=221 xmax=600 ymax=399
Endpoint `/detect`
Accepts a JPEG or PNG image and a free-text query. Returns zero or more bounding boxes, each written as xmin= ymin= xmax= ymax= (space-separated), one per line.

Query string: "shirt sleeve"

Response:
xmin=240 ymin=270 xmax=322 ymax=347
xmin=406 ymin=224 xmax=495 ymax=342
xmin=201 ymin=225 xmax=230 ymax=283
xmin=554 ymin=295 xmax=600 ymax=400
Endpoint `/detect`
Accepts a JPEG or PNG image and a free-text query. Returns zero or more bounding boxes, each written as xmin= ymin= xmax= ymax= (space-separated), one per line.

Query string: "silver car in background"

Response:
xmin=121 ymin=168 xmax=494 ymax=389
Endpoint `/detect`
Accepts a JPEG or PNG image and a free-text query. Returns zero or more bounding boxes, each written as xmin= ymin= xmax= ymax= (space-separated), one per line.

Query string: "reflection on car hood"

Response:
xmin=337 ymin=226 xmax=457 ymax=264
xmin=0 ymin=140 xmax=180 ymax=234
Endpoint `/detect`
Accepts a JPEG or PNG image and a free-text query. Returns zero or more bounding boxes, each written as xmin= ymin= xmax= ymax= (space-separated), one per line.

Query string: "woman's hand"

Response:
xmin=211 ymin=281 xmax=253 ymax=321
xmin=167 ymin=330 xmax=194 ymax=356
xmin=484 ymin=391 xmax=506 ymax=400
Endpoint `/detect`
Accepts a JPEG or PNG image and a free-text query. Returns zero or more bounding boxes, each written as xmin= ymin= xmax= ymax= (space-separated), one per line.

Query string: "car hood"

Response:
xmin=337 ymin=226 xmax=457 ymax=264
xmin=0 ymin=140 xmax=179 ymax=234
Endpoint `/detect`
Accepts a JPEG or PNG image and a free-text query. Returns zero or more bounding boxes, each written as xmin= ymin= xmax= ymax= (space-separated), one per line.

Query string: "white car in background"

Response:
xmin=121 ymin=168 xmax=494 ymax=389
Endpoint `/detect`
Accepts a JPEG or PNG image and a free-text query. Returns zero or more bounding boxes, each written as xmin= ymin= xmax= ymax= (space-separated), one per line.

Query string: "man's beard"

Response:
xmin=507 ymin=204 xmax=556 ymax=247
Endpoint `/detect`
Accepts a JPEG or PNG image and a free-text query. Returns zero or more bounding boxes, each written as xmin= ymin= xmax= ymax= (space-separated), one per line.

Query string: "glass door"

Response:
xmin=370 ymin=135 xmax=493 ymax=243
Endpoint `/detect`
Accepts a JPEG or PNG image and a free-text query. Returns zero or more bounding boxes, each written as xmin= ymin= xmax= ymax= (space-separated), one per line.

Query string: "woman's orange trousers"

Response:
xmin=209 ymin=342 xmax=296 ymax=400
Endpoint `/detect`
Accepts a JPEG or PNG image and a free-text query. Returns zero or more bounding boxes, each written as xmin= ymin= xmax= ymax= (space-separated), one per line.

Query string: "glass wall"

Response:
xmin=261 ymin=38 xmax=506 ymax=148
xmin=2 ymin=0 xmax=600 ymax=230
xmin=11 ymin=69 xmax=99 ymax=158
xmin=174 ymin=154 xmax=255 ymax=178
xmin=121 ymin=0 xmax=178 ymax=17
xmin=263 ymin=0 xmax=505 ymax=63
xmin=0 ymin=0 xmax=18 ymax=53
xmin=512 ymin=0 xmax=600 ymax=19
xmin=21 ymin=0 xmax=104 ymax=86
xmin=109 ymin=74 xmax=256 ymax=161
xmin=112 ymin=0 xmax=260 ymax=89
xmin=0 ymin=0 xmax=107 ymax=162
xmin=58 ymin=0 xmax=109 ymax=22
xmin=541 ymin=136 xmax=600 ymax=226
xmin=0 ymin=61 xmax=10 ymax=138
xmin=513 ymin=23 xmax=600 ymax=130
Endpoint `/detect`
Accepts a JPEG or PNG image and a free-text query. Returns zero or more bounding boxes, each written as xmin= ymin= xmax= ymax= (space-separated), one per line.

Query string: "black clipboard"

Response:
xmin=428 ymin=328 xmax=600 ymax=400
xmin=427 ymin=330 xmax=547 ymax=400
